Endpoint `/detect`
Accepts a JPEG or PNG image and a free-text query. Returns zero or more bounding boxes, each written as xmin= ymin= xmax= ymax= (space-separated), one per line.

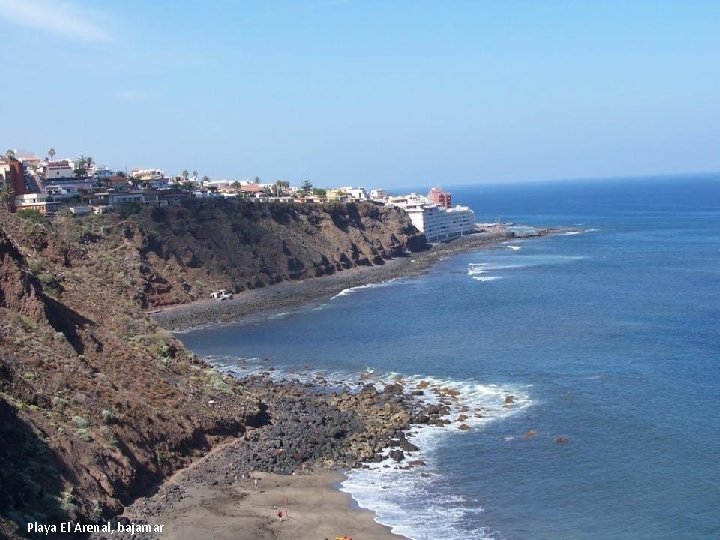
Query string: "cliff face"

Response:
xmin=0 ymin=220 xmax=264 ymax=532
xmin=0 ymin=201 xmax=425 ymax=536
xmin=106 ymin=200 xmax=427 ymax=308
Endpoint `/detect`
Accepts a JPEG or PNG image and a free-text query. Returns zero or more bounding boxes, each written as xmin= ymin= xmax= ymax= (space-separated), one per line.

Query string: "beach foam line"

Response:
xmin=267 ymin=311 xmax=291 ymax=320
xmin=209 ymin=359 xmax=530 ymax=540
xmin=341 ymin=371 xmax=530 ymax=540
xmin=330 ymin=279 xmax=403 ymax=300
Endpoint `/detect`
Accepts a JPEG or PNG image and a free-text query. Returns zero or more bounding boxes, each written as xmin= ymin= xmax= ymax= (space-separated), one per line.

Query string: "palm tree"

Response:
xmin=192 ymin=170 xmax=198 ymax=183
xmin=48 ymin=148 xmax=56 ymax=162
xmin=5 ymin=149 xmax=16 ymax=162
xmin=181 ymin=170 xmax=189 ymax=182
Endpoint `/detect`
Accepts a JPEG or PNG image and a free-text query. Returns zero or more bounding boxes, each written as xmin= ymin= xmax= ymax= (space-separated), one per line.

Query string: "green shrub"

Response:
xmin=51 ymin=396 xmax=69 ymax=411
xmin=15 ymin=208 xmax=45 ymax=223
xmin=71 ymin=416 xmax=88 ymax=429
xmin=119 ymin=201 xmax=142 ymax=218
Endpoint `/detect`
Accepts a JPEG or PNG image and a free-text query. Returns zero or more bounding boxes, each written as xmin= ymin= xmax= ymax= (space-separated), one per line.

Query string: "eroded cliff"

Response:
xmin=103 ymin=200 xmax=426 ymax=307
xmin=0 ymin=200 xmax=426 ymax=537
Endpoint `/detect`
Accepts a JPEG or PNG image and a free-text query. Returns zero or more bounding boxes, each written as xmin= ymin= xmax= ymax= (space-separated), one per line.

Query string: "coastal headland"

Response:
xmin=149 ymin=226 xmax=541 ymax=331
xmin=0 ymin=199 xmax=562 ymax=539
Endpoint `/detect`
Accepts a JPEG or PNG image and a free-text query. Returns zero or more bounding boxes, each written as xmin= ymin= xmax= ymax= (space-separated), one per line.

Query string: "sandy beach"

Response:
xmin=95 ymin=427 xmax=408 ymax=540
xmin=156 ymin=471 xmax=402 ymax=540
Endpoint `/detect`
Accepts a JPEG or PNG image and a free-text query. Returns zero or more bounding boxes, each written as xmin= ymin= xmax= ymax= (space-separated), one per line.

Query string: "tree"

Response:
xmin=274 ymin=180 xmax=290 ymax=196
xmin=201 ymin=175 xmax=209 ymax=186
xmin=4 ymin=149 xmax=16 ymax=162
xmin=298 ymin=179 xmax=313 ymax=196
xmin=0 ymin=184 xmax=14 ymax=206
xmin=48 ymin=148 xmax=56 ymax=161
xmin=312 ymin=188 xmax=327 ymax=198
xmin=192 ymin=170 xmax=198 ymax=182
xmin=74 ymin=156 xmax=88 ymax=179
xmin=181 ymin=170 xmax=189 ymax=183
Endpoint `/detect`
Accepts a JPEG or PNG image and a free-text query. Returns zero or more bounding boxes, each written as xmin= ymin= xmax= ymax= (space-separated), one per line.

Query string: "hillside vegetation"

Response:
xmin=0 ymin=200 xmax=426 ymax=537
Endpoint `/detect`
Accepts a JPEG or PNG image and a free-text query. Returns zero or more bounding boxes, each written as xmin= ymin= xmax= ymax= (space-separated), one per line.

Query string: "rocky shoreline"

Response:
xmin=91 ymin=369 xmax=502 ymax=539
xmin=150 ymin=227 xmax=565 ymax=332
xmin=92 ymin=227 xmax=561 ymax=539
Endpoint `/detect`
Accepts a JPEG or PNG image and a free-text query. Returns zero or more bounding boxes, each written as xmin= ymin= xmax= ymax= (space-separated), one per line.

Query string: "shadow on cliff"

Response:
xmin=0 ymin=398 xmax=73 ymax=539
xmin=0 ymin=222 xmax=93 ymax=355
xmin=42 ymin=296 xmax=92 ymax=355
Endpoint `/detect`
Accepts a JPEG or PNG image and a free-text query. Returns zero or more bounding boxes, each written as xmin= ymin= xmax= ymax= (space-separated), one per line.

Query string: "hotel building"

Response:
xmin=387 ymin=193 xmax=475 ymax=242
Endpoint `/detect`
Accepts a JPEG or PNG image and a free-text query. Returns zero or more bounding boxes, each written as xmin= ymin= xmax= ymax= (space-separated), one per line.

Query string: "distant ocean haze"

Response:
xmin=179 ymin=175 xmax=720 ymax=540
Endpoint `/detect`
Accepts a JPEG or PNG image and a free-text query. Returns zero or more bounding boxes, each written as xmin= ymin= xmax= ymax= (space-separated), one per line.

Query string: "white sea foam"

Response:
xmin=467 ymin=255 xmax=587 ymax=280
xmin=506 ymin=245 xmax=522 ymax=251
xmin=467 ymin=262 xmax=509 ymax=282
xmin=341 ymin=372 xmax=531 ymax=540
xmin=331 ymin=279 xmax=400 ymax=299
xmin=210 ymin=359 xmax=529 ymax=540
xmin=267 ymin=311 xmax=290 ymax=320
xmin=563 ymin=231 xmax=582 ymax=235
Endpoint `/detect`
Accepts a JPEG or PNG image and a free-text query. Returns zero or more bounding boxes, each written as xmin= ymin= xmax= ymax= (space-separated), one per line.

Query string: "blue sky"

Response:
xmin=1 ymin=0 xmax=719 ymax=187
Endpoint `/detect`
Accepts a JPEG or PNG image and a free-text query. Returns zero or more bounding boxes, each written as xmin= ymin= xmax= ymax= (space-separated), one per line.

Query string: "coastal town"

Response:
xmin=0 ymin=149 xmax=476 ymax=243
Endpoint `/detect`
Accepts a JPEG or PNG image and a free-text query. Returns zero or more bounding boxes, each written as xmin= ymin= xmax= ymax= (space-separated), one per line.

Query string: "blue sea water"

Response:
xmin=178 ymin=176 xmax=720 ymax=540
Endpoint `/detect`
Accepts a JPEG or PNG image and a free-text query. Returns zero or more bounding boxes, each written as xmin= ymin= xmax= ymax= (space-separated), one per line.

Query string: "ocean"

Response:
xmin=178 ymin=175 xmax=720 ymax=540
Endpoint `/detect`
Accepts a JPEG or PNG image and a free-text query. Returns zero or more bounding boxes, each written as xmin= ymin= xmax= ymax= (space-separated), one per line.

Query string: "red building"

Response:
xmin=8 ymin=161 xmax=25 ymax=197
xmin=428 ymin=186 xmax=452 ymax=208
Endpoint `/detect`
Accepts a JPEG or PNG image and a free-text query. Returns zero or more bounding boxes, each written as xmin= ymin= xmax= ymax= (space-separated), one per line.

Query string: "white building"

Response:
xmin=94 ymin=167 xmax=114 ymax=179
xmin=14 ymin=193 xmax=60 ymax=214
xmin=130 ymin=168 xmax=165 ymax=181
xmin=339 ymin=186 xmax=368 ymax=201
xmin=109 ymin=192 xmax=145 ymax=205
xmin=45 ymin=160 xmax=76 ymax=180
xmin=388 ymin=194 xmax=475 ymax=242
xmin=46 ymin=185 xmax=81 ymax=199
xmin=0 ymin=160 xmax=10 ymax=186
